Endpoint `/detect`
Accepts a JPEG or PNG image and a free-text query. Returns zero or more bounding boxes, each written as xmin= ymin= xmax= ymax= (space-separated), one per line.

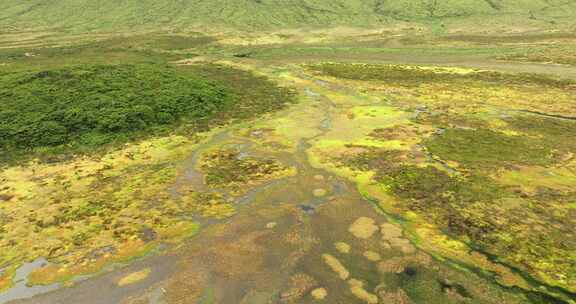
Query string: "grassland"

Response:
xmin=2 ymin=0 xmax=576 ymax=34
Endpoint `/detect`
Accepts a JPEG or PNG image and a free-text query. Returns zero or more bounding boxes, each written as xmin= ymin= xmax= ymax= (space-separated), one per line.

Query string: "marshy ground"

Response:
xmin=1 ymin=29 xmax=576 ymax=304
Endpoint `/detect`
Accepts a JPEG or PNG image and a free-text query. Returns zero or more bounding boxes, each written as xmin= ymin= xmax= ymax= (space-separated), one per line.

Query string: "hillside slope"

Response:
xmin=1 ymin=0 xmax=575 ymax=32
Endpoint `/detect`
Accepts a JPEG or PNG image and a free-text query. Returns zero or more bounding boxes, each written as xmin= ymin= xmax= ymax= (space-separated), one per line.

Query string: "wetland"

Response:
xmin=1 ymin=28 xmax=576 ymax=304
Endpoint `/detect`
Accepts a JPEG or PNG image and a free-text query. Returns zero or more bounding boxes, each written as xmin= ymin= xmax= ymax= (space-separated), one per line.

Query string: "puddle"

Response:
xmin=299 ymin=204 xmax=316 ymax=214
xmin=147 ymin=287 xmax=167 ymax=304
xmin=304 ymin=87 xmax=320 ymax=97
xmin=0 ymin=258 xmax=60 ymax=303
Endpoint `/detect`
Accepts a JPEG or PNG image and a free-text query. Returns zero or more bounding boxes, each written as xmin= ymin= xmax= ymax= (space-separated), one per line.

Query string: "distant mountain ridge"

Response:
xmin=1 ymin=0 xmax=575 ymax=32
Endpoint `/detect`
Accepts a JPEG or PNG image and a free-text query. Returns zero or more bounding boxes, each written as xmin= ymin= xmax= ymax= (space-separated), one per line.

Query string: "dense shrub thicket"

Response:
xmin=0 ymin=64 xmax=231 ymax=160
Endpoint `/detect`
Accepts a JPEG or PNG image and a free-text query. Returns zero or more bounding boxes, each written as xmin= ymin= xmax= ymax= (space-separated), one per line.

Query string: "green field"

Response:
xmin=1 ymin=0 xmax=576 ymax=31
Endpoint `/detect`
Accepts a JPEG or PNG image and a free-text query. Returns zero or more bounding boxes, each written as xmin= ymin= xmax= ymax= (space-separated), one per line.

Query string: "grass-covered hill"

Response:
xmin=1 ymin=0 xmax=575 ymax=32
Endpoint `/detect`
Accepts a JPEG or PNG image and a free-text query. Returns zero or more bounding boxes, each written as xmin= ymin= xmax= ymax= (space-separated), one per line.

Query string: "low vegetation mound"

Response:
xmin=309 ymin=63 xmax=576 ymax=89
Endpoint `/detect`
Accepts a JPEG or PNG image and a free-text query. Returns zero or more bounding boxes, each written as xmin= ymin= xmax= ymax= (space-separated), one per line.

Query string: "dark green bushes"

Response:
xmin=185 ymin=64 xmax=295 ymax=122
xmin=0 ymin=64 xmax=294 ymax=163
xmin=0 ymin=64 xmax=229 ymax=160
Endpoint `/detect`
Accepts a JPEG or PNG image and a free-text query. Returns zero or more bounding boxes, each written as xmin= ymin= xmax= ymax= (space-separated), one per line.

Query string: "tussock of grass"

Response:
xmin=200 ymin=148 xmax=293 ymax=194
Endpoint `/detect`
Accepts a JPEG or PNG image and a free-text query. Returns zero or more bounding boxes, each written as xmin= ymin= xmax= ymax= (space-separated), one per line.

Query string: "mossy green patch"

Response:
xmin=307 ymin=63 xmax=576 ymax=121
xmin=425 ymin=128 xmax=555 ymax=169
xmin=375 ymin=165 xmax=504 ymax=238
xmin=505 ymin=114 xmax=576 ymax=154
xmin=200 ymin=148 xmax=295 ymax=194
xmin=498 ymin=166 xmax=576 ymax=194
xmin=335 ymin=147 xmax=405 ymax=173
